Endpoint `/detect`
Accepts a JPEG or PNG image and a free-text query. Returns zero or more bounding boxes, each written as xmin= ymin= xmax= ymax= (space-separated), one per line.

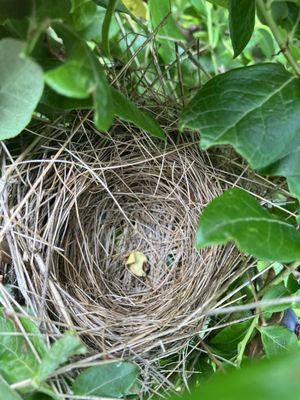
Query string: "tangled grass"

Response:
xmin=0 ymin=118 xmax=249 ymax=392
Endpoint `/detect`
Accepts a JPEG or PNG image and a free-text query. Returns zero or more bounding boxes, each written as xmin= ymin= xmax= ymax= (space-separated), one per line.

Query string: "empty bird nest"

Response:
xmin=0 ymin=119 xmax=246 ymax=391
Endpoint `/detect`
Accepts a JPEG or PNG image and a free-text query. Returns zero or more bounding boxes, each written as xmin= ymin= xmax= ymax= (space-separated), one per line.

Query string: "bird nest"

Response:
xmin=0 ymin=124 xmax=243 ymax=390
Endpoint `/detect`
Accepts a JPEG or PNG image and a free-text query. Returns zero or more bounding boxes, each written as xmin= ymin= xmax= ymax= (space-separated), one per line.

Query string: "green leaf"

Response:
xmin=228 ymin=0 xmax=256 ymax=57
xmin=25 ymin=394 xmax=56 ymax=400
xmin=263 ymin=148 xmax=300 ymax=198
xmin=180 ymin=63 xmax=300 ymax=196
xmin=41 ymin=87 xmax=93 ymax=110
xmin=0 ymin=0 xmax=31 ymax=19
xmin=287 ymin=177 xmax=300 ymax=199
xmin=0 ymin=312 xmax=38 ymax=385
xmin=0 ymin=38 xmax=44 ymax=140
xmin=149 ymin=0 xmax=185 ymax=63
xmin=258 ymin=325 xmax=298 ymax=357
xmin=0 ymin=376 xmax=23 ymax=400
xmin=20 ymin=316 xmax=48 ymax=359
xmin=72 ymin=361 xmax=139 ymax=398
xmin=262 ymin=284 xmax=291 ymax=313
xmin=44 ymin=45 xmax=97 ymax=99
xmin=35 ymin=0 xmax=72 ymax=19
xmin=182 ymin=349 xmax=300 ymax=400
xmin=111 ymin=88 xmax=166 ymax=140
xmin=209 ymin=318 xmax=253 ymax=357
xmin=195 ymin=188 xmax=300 ymax=262
xmin=35 ymin=332 xmax=86 ymax=384
xmin=205 ymin=0 xmax=227 ymax=7
xmin=45 ymin=24 xmax=114 ymax=131
xmin=237 ymin=315 xmax=259 ymax=365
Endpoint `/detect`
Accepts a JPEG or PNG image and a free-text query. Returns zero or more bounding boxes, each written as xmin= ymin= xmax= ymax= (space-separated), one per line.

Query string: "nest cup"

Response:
xmin=1 ymin=127 xmax=241 ymax=388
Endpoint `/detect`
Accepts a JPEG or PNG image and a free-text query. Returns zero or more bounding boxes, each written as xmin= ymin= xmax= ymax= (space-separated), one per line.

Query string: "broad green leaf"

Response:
xmin=35 ymin=332 xmax=86 ymax=384
xmin=68 ymin=0 xmax=119 ymax=43
xmin=72 ymin=361 xmax=139 ymax=398
xmin=78 ymin=6 xmax=119 ymax=42
xmin=0 ymin=38 xmax=44 ymax=140
xmin=180 ymin=63 xmax=300 ymax=196
xmin=262 ymin=284 xmax=291 ymax=313
xmin=0 ymin=312 xmax=38 ymax=384
xmin=0 ymin=376 xmax=23 ymax=400
xmin=209 ymin=319 xmax=253 ymax=357
xmin=182 ymin=349 xmax=300 ymax=400
xmin=111 ymin=88 xmax=165 ymax=140
xmin=69 ymin=0 xmax=97 ymax=31
xmin=149 ymin=0 xmax=185 ymax=63
xmin=259 ymin=325 xmax=298 ymax=357
xmin=0 ymin=0 xmax=31 ymax=18
xmin=195 ymin=188 xmax=300 ymax=262
xmin=44 ymin=45 xmax=96 ymax=99
xmin=45 ymin=24 xmax=114 ymax=131
xmin=228 ymin=0 xmax=256 ymax=57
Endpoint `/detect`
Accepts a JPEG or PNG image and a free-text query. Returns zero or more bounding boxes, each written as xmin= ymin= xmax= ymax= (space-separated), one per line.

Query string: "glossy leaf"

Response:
xmin=182 ymin=349 xmax=300 ymax=400
xmin=229 ymin=0 xmax=256 ymax=57
xmin=209 ymin=319 xmax=253 ymax=357
xmin=195 ymin=188 xmax=300 ymax=262
xmin=0 ymin=376 xmax=23 ymax=400
xmin=72 ymin=361 xmax=139 ymax=398
xmin=35 ymin=332 xmax=86 ymax=384
xmin=44 ymin=45 xmax=97 ymax=99
xmin=0 ymin=38 xmax=44 ymax=139
xmin=180 ymin=63 xmax=300 ymax=197
xmin=112 ymin=88 xmax=165 ymax=140
xmin=259 ymin=325 xmax=298 ymax=357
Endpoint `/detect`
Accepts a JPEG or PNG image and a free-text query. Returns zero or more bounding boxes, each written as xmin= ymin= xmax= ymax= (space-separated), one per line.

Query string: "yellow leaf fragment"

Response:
xmin=126 ymin=251 xmax=147 ymax=277
xmin=121 ymin=0 xmax=148 ymax=19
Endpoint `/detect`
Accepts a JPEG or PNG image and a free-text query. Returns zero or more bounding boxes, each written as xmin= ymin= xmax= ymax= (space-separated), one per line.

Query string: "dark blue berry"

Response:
xmin=281 ymin=308 xmax=299 ymax=336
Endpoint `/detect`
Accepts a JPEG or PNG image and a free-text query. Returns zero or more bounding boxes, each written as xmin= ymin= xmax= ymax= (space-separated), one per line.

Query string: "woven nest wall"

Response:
xmin=0 ymin=125 xmax=244 ymax=389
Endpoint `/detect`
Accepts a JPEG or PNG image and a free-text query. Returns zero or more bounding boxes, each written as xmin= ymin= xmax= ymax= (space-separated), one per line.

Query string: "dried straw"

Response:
xmin=0 ymin=121 xmax=244 ymax=392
